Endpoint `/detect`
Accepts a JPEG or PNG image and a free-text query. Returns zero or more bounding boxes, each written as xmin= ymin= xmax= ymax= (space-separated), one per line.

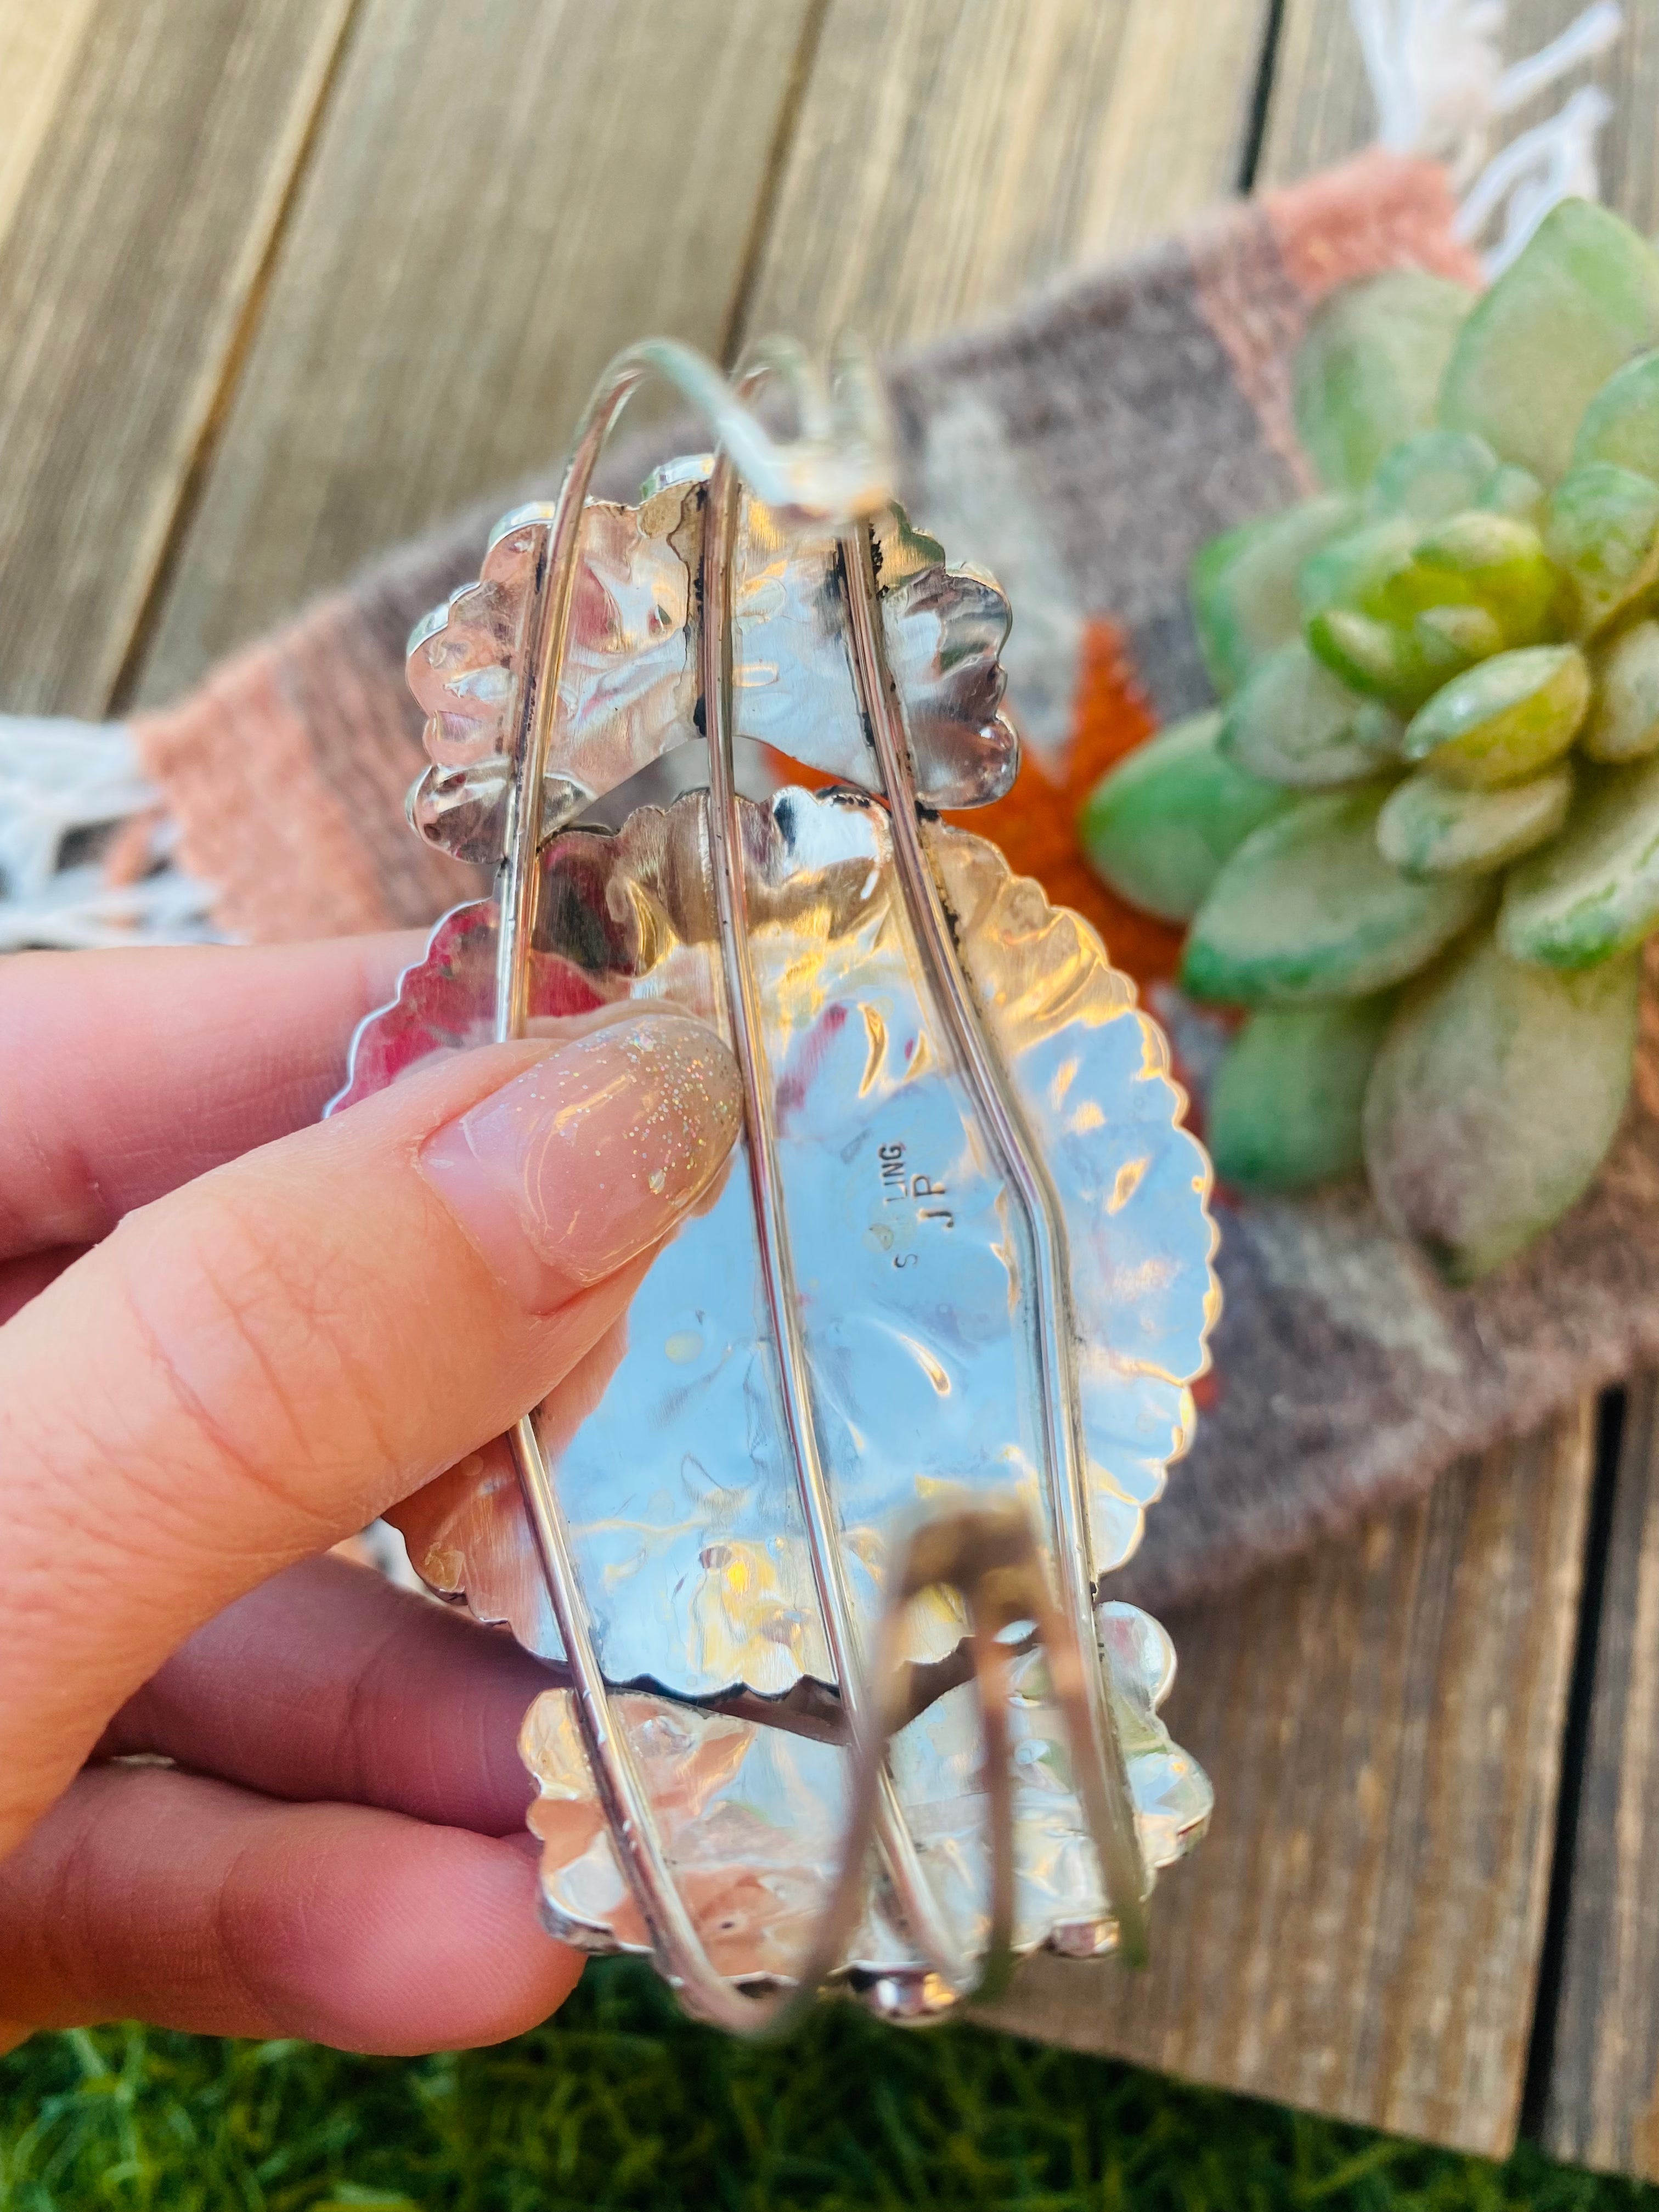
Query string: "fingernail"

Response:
xmin=420 ymin=1014 xmax=742 ymax=1310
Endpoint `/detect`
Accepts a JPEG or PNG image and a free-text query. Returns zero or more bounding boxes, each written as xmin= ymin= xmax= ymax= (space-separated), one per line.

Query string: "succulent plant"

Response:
xmin=1080 ymin=199 xmax=1659 ymax=1282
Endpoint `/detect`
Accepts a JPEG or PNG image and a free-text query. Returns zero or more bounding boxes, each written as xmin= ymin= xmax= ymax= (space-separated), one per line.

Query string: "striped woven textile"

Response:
xmin=131 ymin=149 xmax=1652 ymax=1613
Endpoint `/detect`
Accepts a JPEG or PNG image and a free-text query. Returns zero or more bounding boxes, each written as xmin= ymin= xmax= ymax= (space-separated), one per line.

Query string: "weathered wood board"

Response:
xmin=737 ymin=0 xmax=1272 ymax=356
xmin=1263 ymin=0 xmax=1658 ymax=235
xmin=0 ymin=0 xmax=101 ymax=247
xmin=137 ymin=0 xmax=1274 ymax=708
xmin=1543 ymin=1376 xmax=1659 ymax=2176
xmin=986 ymin=1408 xmax=1595 ymax=2158
xmin=133 ymin=0 xmax=821 ymax=706
xmin=0 ymin=0 xmax=358 ymax=718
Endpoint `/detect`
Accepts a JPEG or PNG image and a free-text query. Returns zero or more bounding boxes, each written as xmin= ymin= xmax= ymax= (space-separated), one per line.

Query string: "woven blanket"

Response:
xmin=127 ymin=149 xmax=1651 ymax=1614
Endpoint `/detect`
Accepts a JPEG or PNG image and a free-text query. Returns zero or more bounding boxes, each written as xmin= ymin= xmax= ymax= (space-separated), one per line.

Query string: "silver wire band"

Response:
xmin=836 ymin=519 xmax=1150 ymax=1965
xmin=491 ymin=339 xmax=1146 ymax=2025
xmin=701 ymin=428 xmax=978 ymax=1999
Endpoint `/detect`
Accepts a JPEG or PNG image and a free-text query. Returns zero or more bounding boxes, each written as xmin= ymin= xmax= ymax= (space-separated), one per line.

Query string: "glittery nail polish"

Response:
xmin=420 ymin=1013 xmax=742 ymax=1310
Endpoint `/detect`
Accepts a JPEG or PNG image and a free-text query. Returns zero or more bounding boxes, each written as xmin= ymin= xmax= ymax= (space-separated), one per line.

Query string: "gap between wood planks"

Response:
xmin=126 ymin=0 xmax=829 ymax=706
xmin=717 ymin=0 xmax=834 ymax=372
xmin=0 ymin=0 xmax=374 ymax=720
xmin=1517 ymin=1388 xmax=1628 ymax=2141
xmin=125 ymin=0 xmax=814 ymax=708
xmin=105 ymin=0 xmax=374 ymax=719
xmin=1235 ymin=0 xmax=1287 ymax=193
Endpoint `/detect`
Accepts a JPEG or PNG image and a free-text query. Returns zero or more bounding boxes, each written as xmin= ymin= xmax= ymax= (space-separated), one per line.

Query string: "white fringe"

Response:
xmin=0 ymin=716 xmax=221 ymax=950
xmin=1350 ymin=0 xmax=1623 ymax=272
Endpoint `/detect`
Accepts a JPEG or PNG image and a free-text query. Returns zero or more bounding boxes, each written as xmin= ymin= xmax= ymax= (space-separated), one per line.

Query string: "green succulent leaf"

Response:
xmin=1367 ymin=430 xmax=1500 ymax=524
xmin=1363 ymin=928 xmax=1639 ymax=1280
xmin=1209 ymin=998 xmax=1394 ymax=1192
xmin=1307 ymin=604 xmax=1497 ymax=711
xmin=1415 ymin=602 xmax=1509 ymax=661
xmin=1545 ymin=460 xmax=1659 ymax=635
xmin=1401 ymin=510 xmax=1560 ymax=645
xmin=1076 ymin=710 xmax=1288 ymax=924
xmin=1351 ymin=695 xmax=1410 ymax=761
xmin=1181 ymin=785 xmax=1488 ymax=1006
xmin=1294 ymin=270 xmax=1474 ymax=493
xmin=1500 ymin=752 xmax=1659 ymax=967
xmin=1217 ymin=638 xmax=1398 ymax=788
xmin=1584 ymin=618 xmax=1659 ymax=760
xmin=1571 ymin=347 xmax=1659 ymax=477
xmin=1305 ymin=607 xmax=1407 ymax=699
xmin=1302 ymin=510 xmax=1555 ymax=709
xmin=1476 ymin=462 xmax=1548 ymax=524
xmin=1439 ymin=199 xmax=1659 ymax=483
xmin=1189 ymin=495 xmax=1359 ymax=696
xmin=1401 ymin=643 xmax=1590 ymax=787
xmin=1299 ymin=515 xmax=1417 ymax=621
xmin=1375 ymin=762 xmax=1572 ymax=877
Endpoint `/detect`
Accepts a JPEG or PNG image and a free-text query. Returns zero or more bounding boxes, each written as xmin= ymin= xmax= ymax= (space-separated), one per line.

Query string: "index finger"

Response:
xmin=0 ymin=1007 xmax=741 ymax=1855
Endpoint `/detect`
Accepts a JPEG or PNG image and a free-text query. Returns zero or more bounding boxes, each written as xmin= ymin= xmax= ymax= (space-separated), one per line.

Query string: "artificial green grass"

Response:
xmin=3 ymin=1958 xmax=1657 ymax=2212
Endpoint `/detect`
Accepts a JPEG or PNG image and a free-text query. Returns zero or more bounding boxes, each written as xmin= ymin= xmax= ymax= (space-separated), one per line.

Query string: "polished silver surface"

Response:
xmin=404 ymin=477 xmax=1018 ymax=865
xmin=343 ymin=790 xmax=1217 ymax=1692
xmin=521 ymin=1595 xmax=1209 ymax=1990
xmin=837 ymin=515 xmax=1149 ymax=1963
xmin=335 ymin=339 xmax=1218 ymax=2027
xmin=702 ymin=429 xmax=974 ymax=1999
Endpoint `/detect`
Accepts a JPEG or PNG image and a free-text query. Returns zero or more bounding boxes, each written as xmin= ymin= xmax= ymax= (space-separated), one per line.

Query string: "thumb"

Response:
xmin=0 ymin=1009 xmax=740 ymax=1853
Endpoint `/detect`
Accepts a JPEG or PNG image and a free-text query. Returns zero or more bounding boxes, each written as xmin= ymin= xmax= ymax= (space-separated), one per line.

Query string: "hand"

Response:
xmin=0 ymin=937 xmax=740 ymax=2053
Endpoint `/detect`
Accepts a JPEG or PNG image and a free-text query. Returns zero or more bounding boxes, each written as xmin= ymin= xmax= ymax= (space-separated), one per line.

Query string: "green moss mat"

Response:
xmin=4 ymin=1958 xmax=1658 ymax=2211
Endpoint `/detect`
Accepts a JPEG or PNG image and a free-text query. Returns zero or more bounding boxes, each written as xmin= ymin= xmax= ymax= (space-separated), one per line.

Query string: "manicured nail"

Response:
xmin=420 ymin=1014 xmax=742 ymax=1310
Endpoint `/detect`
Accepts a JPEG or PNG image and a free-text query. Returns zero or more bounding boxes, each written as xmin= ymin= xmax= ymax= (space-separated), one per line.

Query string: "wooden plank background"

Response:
xmin=735 ymin=0 xmax=1272 ymax=354
xmin=1 ymin=0 xmax=1653 ymax=2174
xmin=986 ymin=1410 xmax=1594 ymax=2155
xmin=1263 ymin=0 xmax=1659 ymax=232
xmin=1543 ymin=1382 xmax=1659 ymax=2176
xmin=0 ymin=0 xmax=357 ymax=717
xmin=135 ymin=0 xmax=821 ymax=706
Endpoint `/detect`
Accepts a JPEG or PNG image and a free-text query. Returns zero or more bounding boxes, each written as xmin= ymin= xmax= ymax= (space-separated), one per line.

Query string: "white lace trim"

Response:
xmin=0 ymin=716 xmax=221 ymax=950
xmin=1351 ymin=0 xmax=1624 ymax=272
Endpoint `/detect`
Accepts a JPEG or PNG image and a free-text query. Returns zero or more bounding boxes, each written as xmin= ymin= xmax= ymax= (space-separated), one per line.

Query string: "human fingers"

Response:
xmin=0 ymin=1244 xmax=87 ymax=1328
xmin=1 ymin=1009 xmax=740 ymax=1855
xmin=0 ymin=934 xmax=420 ymax=1262
xmin=95 ymin=1554 xmax=554 ymax=1835
xmin=0 ymin=1763 xmax=580 ymax=2051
